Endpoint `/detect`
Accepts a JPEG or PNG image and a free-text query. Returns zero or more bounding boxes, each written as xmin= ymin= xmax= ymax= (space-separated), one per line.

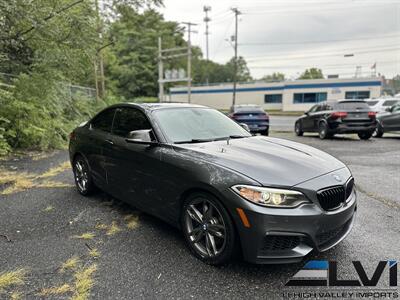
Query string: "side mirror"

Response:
xmin=126 ymin=129 xmax=158 ymax=145
xmin=385 ymin=107 xmax=392 ymax=112
xmin=239 ymin=123 xmax=250 ymax=132
xmin=305 ymin=111 xmax=310 ymax=115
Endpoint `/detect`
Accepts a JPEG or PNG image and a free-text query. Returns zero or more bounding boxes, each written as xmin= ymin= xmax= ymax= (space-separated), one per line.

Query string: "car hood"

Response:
xmin=173 ymin=136 xmax=346 ymax=187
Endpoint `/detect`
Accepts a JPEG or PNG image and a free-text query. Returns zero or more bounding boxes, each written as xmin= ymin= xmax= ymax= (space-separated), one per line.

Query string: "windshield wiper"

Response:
xmin=174 ymin=138 xmax=214 ymax=144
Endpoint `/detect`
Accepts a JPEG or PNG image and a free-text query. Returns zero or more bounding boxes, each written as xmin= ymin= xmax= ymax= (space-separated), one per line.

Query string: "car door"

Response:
xmin=384 ymin=105 xmax=400 ymax=131
xmin=86 ymin=108 xmax=117 ymax=187
xmin=302 ymin=105 xmax=320 ymax=131
xmin=104 ymin=107 xmax=165 ymax=214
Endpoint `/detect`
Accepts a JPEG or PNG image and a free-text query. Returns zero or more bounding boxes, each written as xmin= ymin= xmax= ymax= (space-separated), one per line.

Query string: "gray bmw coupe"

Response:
xmin=69 ymin=103 xmax=356 ymax=265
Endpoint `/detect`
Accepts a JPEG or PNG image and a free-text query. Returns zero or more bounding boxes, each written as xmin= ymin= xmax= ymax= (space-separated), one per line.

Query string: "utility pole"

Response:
xmin=203 ymin=6 xmax=211 ymax=61
xmin=231 ymin=7 xmax=241 ymax=108
xmin=182 ymin=22 xmax=198 ymax=103
xmin=158 ymin=37 xmax=164 ymax=102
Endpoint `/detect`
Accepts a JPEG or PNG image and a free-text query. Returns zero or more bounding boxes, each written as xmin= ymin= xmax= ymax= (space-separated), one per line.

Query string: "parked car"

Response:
xmin=365 ymin=98 xmax=400 ymax=113
xmin=69 ymin=103 xmax=356 ymax=265
xmin=374 ymin=103 xmax=400 ymax=137
xmin=228 ymin=104 xmax=269 ymax=135
xmin=295 ymin=100 xmax=377 ymax=140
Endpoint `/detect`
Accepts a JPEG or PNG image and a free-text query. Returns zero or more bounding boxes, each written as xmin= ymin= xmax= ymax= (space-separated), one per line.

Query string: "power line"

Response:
xmin=239 ymin=33 xmax=400 ymax=46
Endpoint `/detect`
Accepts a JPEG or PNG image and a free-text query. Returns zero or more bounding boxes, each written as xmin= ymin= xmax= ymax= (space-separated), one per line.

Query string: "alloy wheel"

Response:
xmin=184 ymin=198 xmax=226 ymax=258
xmin=74 ymin=159 xmax=89 ymax=193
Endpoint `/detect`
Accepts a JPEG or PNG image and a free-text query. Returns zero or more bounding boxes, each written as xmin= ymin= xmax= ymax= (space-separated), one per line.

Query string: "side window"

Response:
xmin=112 ymin=108 xmax=152 ymax=138
xmin=91 ymin=109 xmax=116 ymax=132
xmin=308 ymin=105 xmax=318 ymax=113
xmin=392 ymin=105 xmax=400 ymax=113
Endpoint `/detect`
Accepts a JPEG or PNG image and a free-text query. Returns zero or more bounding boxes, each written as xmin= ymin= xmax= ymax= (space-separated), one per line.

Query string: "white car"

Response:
xmin=365 ymin=98 xmax=400 ymax=113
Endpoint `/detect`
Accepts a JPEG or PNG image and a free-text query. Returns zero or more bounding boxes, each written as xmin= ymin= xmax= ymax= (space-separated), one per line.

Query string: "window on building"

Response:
xmin=293 ymin=92 xmax=327 ymax=104
xmin=345 ymin=91 xmax=370 ymax=99
xmin=264 ymin=94 xmax=282 ymax=103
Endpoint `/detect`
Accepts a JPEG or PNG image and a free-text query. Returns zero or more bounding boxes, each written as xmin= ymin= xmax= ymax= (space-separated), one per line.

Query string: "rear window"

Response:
xmin=383 ymin=100 xmax=399 ymax=106
xmin=334 ymin=101 xmax=370 ymax=110
xmin=366 ymin=101 xmax=379 ymax=106
xmin=234 ymin=106 xmax=264 ymax=113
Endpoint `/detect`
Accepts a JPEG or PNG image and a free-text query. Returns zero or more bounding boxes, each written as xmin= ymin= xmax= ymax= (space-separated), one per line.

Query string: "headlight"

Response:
xmin=232 ymin=185 xmax=310 ymax=208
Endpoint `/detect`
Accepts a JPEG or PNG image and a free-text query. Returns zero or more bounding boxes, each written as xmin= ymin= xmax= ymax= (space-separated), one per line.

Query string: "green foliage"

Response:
xmin=298 ymin=68 xmax=324 ymax=80
xmin=261 ymin=72 xmax=285 ymax=82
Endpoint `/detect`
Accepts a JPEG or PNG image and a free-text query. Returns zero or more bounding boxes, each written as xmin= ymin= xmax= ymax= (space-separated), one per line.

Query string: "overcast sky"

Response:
xmin=158 ymin=0 xmax=400 ymax=80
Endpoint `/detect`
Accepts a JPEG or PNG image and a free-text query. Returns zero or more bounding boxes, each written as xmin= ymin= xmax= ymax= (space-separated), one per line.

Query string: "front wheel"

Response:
xmin=295 ymin=121 xmax=303 ymax=136
xmin=261 ymin=128 xmax=269 ymax=136
xmin=374 ymin=123 xmax=384 ymax=138
xmin=358 ymin=132 xmax=373 ymax=140
xmin=181 ymin=193 xmax=237 ymax=265
xmin=73 ymin=155 xmax=96 ymax=196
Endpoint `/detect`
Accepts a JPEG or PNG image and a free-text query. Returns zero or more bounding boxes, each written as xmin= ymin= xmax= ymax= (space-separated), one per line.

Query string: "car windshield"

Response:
xmin=153 ymin=108 xmax=251 ymax=143
xmin=334 ymin=101 xmax=370 ymax=110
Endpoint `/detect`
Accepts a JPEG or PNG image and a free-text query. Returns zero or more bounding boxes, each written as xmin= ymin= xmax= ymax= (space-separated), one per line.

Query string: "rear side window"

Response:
xmin=383 ymin=100 xmax=399 ymax=106
xmin=91 ymin=109 xmax=116 ymax=132
xmin=334 ymin=102 xmax=369 ymax=110
xmin=112 ymin=108 xmax=152 ymax=137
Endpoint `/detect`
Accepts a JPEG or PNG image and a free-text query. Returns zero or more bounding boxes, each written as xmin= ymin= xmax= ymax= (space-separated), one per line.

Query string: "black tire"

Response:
xmin=261 ymin=128 xmax=269 ymax=136
xmin=358 ymin=132 xmax=373 ymax=140
xmin=374 ymin=122 xmax=384 ymax=138
xmin=73 ymin=155 xmax=96 ymax=196
xmin=181 ymin=192 xmax=237 ymax=265
xmin=318 ymin=122 xmax=330 ymax=139
xmin=295 ymin=121 xmax=303 ymax=136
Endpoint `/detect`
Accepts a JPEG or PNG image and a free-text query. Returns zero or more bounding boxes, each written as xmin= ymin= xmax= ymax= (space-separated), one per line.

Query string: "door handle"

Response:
xmin=105 ymin=139 xmax=114 ymax=145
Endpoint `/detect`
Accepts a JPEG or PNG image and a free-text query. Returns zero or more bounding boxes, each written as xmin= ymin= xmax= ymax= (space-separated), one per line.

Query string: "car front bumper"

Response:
xmin=225 ymin=169 xmax=357 ymax=264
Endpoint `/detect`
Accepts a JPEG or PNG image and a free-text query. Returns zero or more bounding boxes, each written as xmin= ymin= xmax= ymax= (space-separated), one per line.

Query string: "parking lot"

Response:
xmin=0 ymin=130 xmax=399 ymax=299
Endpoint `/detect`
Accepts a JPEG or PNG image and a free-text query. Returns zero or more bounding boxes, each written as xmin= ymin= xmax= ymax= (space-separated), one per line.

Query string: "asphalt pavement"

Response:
xmin=0 ymin=132 xmax=399 ymax=299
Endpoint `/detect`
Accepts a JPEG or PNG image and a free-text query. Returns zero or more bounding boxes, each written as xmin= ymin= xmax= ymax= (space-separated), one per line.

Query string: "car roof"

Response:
xmin=114 ymin=102 xmax=208 ymax=111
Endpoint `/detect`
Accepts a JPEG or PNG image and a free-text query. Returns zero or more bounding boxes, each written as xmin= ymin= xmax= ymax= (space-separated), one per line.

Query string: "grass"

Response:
xmin=94 ymin=223 xmax=108 ymax=230
xmin=0 ymin=161 xmax=72 ymax=195
xmin=73 ymin=233 xmax=95 ymax=240
xmin=106 ymin=221 xmax=121 ymax=236
xmin=0 ymin=269 xmax=27 ymax=291
xmin=37 ymin=161 xmax=71 ymax=178
xmin=60 ymin=256 xmax=80 ymax=272
xmin=71 ymin=264 xmax=97 ymax=300
xmin=88 ymin=248 xmax=100 ymax=258
xmin=37 ymin=284 xmax=73 ymax=296
xmin=44 ymin=205 xmax=54 ymax=212
xmin=124 ymin=214 xmax=139 ymax=230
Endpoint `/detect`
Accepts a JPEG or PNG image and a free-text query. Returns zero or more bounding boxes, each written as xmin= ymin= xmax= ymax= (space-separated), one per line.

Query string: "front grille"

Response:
xmin=259 ymin=236 xmax=301 ymax=253
xmin=316 ymin=223 xmax=347 ymax=246
xmin=317 ymin=186 xmax=345 ymax=210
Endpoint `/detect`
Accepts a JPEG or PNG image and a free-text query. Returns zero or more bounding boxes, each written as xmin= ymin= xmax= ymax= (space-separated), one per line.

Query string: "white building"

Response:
xmin=169 ymin=77 xmax=382 ymax=111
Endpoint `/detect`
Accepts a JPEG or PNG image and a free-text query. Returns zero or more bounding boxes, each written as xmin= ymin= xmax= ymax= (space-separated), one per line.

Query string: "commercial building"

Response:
xmin=169 ymin=77 xmax=382 ymax=111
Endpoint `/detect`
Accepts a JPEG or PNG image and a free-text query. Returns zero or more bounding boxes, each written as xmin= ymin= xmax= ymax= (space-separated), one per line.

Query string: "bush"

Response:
xmin=0 ymin=73 xmax=122 ymax=155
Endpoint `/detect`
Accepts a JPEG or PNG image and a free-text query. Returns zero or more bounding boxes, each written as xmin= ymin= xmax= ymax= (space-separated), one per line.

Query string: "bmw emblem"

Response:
xmin=332 ymin=174 xmax=341 ymax=182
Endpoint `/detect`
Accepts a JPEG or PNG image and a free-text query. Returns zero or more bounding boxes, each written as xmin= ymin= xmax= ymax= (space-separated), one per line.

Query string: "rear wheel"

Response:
xmin=295 ymin=121 xmax=303 ymax=136
xmin=374 ymin=122 xmax=384 ymax=138
xmin=181 ymin=192 xmax=237 ymax=265
xmin=261 ymin=128 xmax=269 ymax=136
xmin=73 ymin=155 xmax=95 ymax=196
xmin=318 ymin=122 xmax=330 ymax=139
xmin=358 ymin=132 xmax=373 ymax=140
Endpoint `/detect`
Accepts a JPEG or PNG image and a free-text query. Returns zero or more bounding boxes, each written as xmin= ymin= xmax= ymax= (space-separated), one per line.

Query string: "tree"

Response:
xmin=105 ymin=6 xmax=186 ymax=99
xmin=298 ymin=68 xmax=324 ymax=80
xmin=261 ymin=72 xmax=285 ymax=82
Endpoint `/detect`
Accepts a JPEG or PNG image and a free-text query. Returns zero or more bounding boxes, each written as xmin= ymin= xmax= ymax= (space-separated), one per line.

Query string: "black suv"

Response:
xmin=295 ymin=100 xmax=377 ymax=140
